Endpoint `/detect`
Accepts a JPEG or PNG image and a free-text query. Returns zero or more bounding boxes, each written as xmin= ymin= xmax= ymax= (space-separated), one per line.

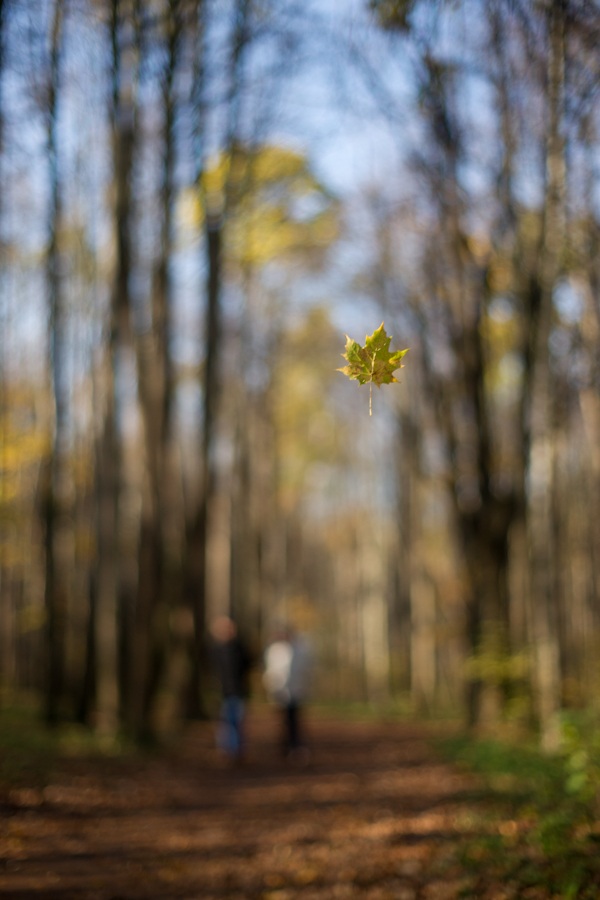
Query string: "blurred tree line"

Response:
xmin=0 ymin=0 xmax=598 ymax=748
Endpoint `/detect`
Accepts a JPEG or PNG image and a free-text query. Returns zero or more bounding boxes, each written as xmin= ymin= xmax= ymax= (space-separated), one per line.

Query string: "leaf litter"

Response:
xmin=0 ymin=711 xmax=561 ymax=899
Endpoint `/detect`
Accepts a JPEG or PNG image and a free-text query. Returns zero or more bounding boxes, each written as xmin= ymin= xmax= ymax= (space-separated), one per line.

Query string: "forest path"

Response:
xmin=0 ymin=711 xmax=485 ymax=900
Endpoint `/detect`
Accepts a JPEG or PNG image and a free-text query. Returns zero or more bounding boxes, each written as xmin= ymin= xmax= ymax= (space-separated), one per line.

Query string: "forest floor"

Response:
xmin=0 ymin=708 xmax=565 ymax=900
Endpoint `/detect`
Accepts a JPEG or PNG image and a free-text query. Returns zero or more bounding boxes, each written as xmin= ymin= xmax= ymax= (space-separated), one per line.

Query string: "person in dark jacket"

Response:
xmin=210 ymin=616 xmax=251 ymax=764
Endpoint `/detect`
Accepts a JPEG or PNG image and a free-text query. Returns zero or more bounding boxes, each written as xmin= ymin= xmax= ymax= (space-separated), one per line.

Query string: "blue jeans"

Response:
xmin=218 ymin=696 xmax=245 ymax=757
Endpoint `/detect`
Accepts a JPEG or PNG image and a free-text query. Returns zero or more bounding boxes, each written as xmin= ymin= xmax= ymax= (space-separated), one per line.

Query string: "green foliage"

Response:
xmin=0 ymin=701 xmax=60 ymax=788
xmin=440 ymin=730 xmax=600 ymax=898
xmin=0 ymin=698 xmax=132 ymax=791
xmin=561 ymin=712 xmax=600 ymax=806
xmin=337 ymin=322 xmax=408 ymax=415
xmin=465 ymin=631 xmax=531 ymax=723
xmin=465 ymin=640 xmax=529 ymax=689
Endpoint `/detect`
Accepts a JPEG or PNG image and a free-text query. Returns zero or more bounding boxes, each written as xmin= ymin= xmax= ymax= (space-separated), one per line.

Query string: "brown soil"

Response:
xmin=0 ymin=710 xmax=483 ymax=900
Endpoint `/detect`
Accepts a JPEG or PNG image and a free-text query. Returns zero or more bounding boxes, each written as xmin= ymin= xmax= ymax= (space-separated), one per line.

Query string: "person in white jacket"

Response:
xmin=263 ymin=624 xmax=312 ymax=760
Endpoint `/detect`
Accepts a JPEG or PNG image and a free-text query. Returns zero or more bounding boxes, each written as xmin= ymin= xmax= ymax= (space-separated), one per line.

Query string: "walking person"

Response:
xmin=209 ymin=615 xmax=251 ymax=765
xmin=263 ymin=623 xmax=313 ymax=762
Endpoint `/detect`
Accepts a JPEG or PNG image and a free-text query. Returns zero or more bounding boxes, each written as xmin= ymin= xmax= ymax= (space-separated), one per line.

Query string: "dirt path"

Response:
xmin=0 ymin=711 xmax=481 ymax=900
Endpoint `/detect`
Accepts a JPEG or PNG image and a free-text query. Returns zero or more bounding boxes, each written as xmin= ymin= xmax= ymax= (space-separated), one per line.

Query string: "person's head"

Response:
xmin=272 ymin=620 xmax=294 ymax=643
xmin=210 ymin=615 xmax=237 ymax=643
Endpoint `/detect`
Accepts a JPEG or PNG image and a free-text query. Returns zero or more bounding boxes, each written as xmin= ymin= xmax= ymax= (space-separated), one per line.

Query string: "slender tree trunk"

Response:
xmin=184 ymin=218 xmax=221 ymax=717
xmin=93 ymin=356 xmax=119 ymax=737
xmin=391 ymin=402 xmax=413 ymax=697
xmin=526 ymin=0 xmax=567 ymax=751
xmin=578 ymin=124 xmax=600 ymax=636
xmin=0 ymin=0 xmax=11 ymax=698
xmin=184 ymin=0 xmax=250 ymax=716
xmin=43 ymin=0 xmax=66 ymax=726
xmin=361 ymin=551 xmax=390 ymax=704
xmin=131 ymin=0 xmax=183 ymax=740
xmin=410 ymin=573 xmax=437 ymax=714
xmin=92 ymin=0 xmax=140 ymax=739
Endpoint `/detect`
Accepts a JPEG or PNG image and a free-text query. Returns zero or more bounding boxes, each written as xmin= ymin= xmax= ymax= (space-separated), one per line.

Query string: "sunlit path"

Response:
xmin=0 ymin=712 xmax=481 ymax=899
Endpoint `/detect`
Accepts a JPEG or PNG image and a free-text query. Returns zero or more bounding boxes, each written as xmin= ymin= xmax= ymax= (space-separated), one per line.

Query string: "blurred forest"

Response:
xmin=0 ymin=0 xmax=599 ymax=748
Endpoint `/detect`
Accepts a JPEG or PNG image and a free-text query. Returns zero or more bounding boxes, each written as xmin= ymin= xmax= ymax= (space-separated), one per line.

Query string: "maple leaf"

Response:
xmin=337 ymin=322 xmax=408 ymax=415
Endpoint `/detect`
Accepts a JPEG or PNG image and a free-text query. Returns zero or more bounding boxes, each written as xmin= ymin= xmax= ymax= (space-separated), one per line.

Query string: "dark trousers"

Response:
xmin=281 ymin=700 xmax=302 ymax=754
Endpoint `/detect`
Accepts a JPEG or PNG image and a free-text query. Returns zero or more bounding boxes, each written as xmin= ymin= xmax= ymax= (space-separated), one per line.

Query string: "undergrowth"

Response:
xmin=0 ymin=702 xmax=61 ymax=789
xmin=440 ymin=714 xmax=600 ymax=899
xmin=0 ymin=697 xmax=132 ymax=792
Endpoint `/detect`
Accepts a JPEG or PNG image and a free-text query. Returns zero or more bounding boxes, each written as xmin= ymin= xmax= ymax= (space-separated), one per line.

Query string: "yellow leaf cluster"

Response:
xmin=178 ymin=143 xmax=339 ymax=269
xmin=0 ymin=431 xmax=49 ymax=470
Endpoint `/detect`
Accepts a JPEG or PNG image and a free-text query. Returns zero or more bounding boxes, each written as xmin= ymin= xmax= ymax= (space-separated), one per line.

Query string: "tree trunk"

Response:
xmin=410 ymin=573 xmax=437 ymax=714
xmin=43 ymin=0 xmax=66 ymax=726
xmin=360 ymin=526 xmax=391 ymax=706
xmin=183 ymin=0 xmax=252 ymax=716
xmin=0 ymin=0 xmax=12 ymax=699
xmin=526 ymin=1 xmax=567 ymax=751
xmin=184 ymin=219 xmax=222 ymax=718
xmin=92 ymin=0 xmax=140 ymax=739
xmin=460 ymin=503 xmax=513 ymax=727
xmin=93 ymin=358 xmax=119 ymax=738
xmin=128 ymin=0 xmax=184 ymax=741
